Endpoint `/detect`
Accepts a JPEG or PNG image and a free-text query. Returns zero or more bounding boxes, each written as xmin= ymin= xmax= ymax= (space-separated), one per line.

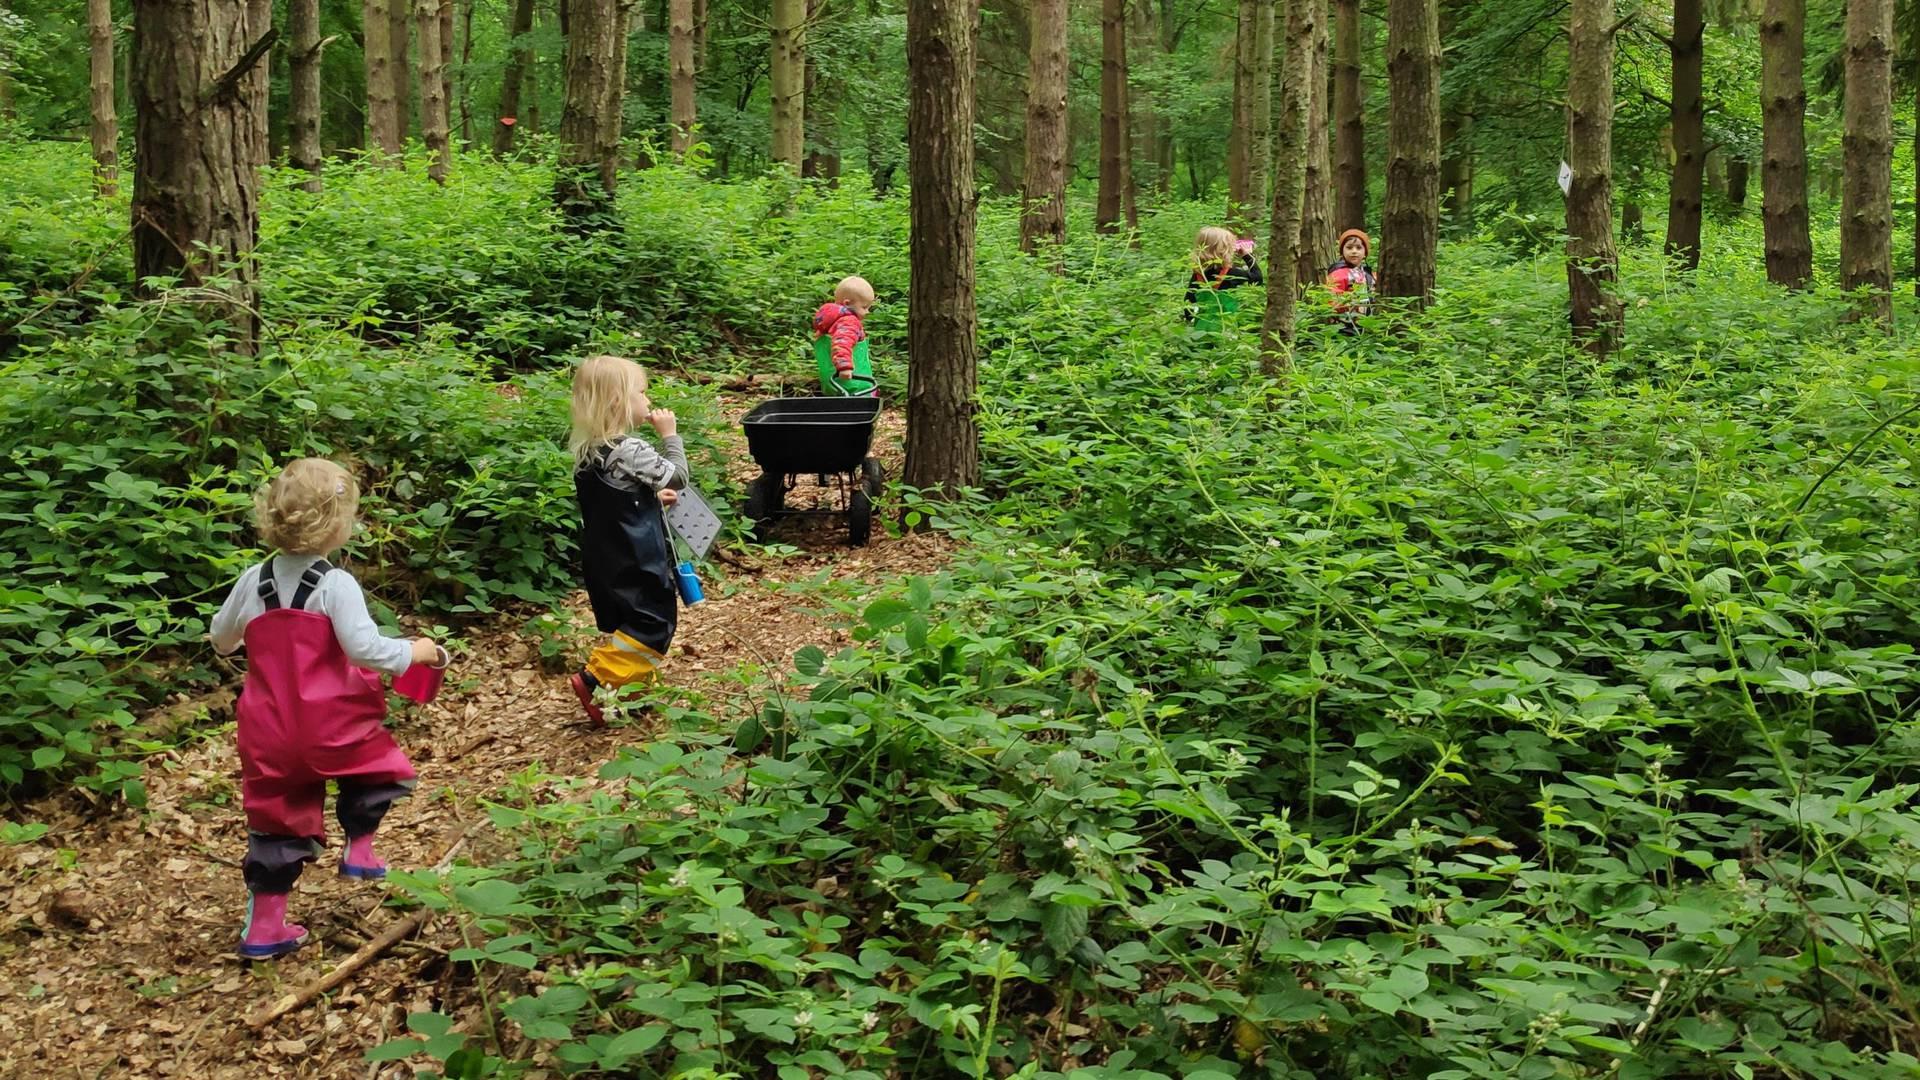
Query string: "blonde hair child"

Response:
xmin=209 ymin=458 xmax=442 ymax=959
xmin=1184 ymin=226 xmax=1265 ymax=327
xmin=566 ymin=355 xmax=693 ymax=724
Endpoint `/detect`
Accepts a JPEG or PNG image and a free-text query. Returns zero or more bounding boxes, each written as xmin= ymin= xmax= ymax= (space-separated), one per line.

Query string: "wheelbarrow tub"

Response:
xmin=741 ymin=396 xmax=881 ymax=476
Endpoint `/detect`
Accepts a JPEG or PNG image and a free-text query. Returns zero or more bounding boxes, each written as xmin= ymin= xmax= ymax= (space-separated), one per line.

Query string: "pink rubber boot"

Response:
xmin=340 ymin=834 xmax=388 ymax=880
xmin=239 ymin=892 xmax=309 ymax=959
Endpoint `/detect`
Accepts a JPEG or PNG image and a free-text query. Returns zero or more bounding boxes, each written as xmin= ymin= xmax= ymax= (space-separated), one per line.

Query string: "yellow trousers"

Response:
xmin=584 ymin=630 xmax=664 ymax=689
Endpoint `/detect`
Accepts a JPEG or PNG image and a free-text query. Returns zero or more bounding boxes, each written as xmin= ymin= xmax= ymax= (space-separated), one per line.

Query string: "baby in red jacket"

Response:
xmin=812 ymin=276 xmax=878 ymax=397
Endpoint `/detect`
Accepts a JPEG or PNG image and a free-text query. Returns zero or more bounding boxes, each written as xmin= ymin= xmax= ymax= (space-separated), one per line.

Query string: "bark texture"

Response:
xmin=669 ymin=0 xmax=696 ymax=153
xmin=418 ymin=0 xmax=451 ymax=183
xmin=1759 ymin=0 xmax=1810 ymax=288
xmin=1380 ymin=0 xmax=1438 ymax=306
xmin=1247 ymin=0 xmax=1274 ymax=233
xmin=1261 ymin=0 xmax=1313 ymax=373
xmin=493 ymin=0 xmax=535 ymax=155
xmin=1019 ymin=0 xmax=1068 ymax=255
xmin=1298 ymin=0 xmax=1333 ymax=284
xmin=131 ymin=0 xmax=269 ymax=349
xmin=1664 ymin=0 xmax=1704 ymax=269
xmin=389 ymin=0 xmax=411 ymax=142
xmin=1227 ymin=0 xmax=1255 ymax=228
xmin=771 ymin=0 xmax=806 ymax=168
xmin=1565 ymin=0 xmax=1622 ymax=352
xmin=1095 ymin=0 xmax=1133 ymax=233
xmin=555 ymin=0 xmax=625 ymax=223
xmin=1437 ymin=0 xmax=1471 ymax=227
xmin=88 ymin=0 xmax=117 ymax=196
xmin=1332 ymin=0 xmax=1364 ymax=232
xmin=902 ymin=0 xmax=980 ymax=497
xmin=366 ymin=0 xmax=401 ymax=155
xmin=289 ymin=0 xmax=323 ymax=190
xmin=1841 ymin=0 xmax=1893 ymax=325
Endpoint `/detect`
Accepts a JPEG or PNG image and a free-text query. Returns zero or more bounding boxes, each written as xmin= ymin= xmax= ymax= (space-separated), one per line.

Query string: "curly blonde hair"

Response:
xmin=1194 ymin=227 xmax=1237 ymax=268
xmin=254 ymin=458 xmax=359 ymax=556
xmin=570 ymin=354 xmax=648 ymax=465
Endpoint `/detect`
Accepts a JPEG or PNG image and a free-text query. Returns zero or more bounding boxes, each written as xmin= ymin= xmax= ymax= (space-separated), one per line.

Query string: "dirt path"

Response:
xmin=0 ymin=402 xmax=951 ymax=1077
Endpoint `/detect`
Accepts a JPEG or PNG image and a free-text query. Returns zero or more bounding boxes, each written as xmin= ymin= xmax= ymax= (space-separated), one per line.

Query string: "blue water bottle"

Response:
xmin=675 ymin=560 xmax=705 ymax=605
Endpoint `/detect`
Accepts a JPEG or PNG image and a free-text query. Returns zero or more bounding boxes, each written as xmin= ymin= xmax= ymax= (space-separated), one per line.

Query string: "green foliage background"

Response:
xmin=3 ymin=133 xmax=1920 ymax=1074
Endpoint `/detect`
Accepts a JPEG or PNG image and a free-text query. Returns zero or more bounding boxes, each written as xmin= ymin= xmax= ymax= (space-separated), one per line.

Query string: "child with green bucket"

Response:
xmin=1183 ymin=227 xmax=1264 ymax=333
xmin=812 ymin=276 xmax=879 ymax=397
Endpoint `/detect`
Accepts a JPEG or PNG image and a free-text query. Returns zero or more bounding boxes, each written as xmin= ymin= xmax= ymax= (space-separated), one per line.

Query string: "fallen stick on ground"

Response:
xmin=243 ymin=819 xmax=480 ymax=1031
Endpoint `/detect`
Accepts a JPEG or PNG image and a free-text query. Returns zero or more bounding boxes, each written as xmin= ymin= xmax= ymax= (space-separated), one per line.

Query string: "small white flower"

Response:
xmin=793 ymin=1010 xmax=814 ymax=1029
xmin=1225 ymin=748 xmax=1248 ymax=770
xmin=1488 ymin=317 xmax=1504 ymax=326
xmin=1040 ymin=707 xmax=1056 ymax=719
xmin=1266 ymin=537 xmax=1282 ymax=548
xmin=669 ymin=865 xmax=692 ymax=888
xmin=862 ymin=1010 xmax=881 ymax=1032
xmin=1062 ymin=835 xmax=1081 ymax=851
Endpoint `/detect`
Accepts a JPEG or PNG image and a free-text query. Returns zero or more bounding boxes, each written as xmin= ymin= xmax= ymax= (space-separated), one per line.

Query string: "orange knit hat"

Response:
xmin=1338 ymin=228 xmax=1371 ymax=256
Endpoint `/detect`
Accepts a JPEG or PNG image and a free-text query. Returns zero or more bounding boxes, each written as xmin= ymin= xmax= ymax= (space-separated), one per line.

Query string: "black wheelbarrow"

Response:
xmin=740 ymin=397 xmax=886 ymax=546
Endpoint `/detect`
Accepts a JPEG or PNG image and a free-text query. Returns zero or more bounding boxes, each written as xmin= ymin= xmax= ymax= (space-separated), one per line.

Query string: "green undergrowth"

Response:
xmin=5 ymin=140 xmax=1920 ymax=1077
xmin=379 ymin=248 xmax=1918 ymax=1074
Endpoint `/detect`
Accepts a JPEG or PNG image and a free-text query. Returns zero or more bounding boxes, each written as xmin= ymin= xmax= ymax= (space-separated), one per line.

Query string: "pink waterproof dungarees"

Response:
xmin=236 ymin=560 xmax=415 ymax=845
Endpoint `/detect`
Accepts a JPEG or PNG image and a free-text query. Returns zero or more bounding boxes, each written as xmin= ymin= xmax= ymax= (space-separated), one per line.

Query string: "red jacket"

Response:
xmin=1326 ymin=263 xmax=1374 ymax=314
xmin=813 ymin=302 xmax=865 ymax=375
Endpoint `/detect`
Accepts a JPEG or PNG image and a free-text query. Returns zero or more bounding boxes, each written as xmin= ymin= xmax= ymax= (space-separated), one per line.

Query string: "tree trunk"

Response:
xmin=1019 ymin=0 xmax=1068 ymax=256
xmin=1246 ymin=0 xmax=1273 ymax=234
xmin=1096 ymin=0 xmax=1133 ymax=234
xmin=1622 ymin=201 xmax=1645 ymax=243
xmin=440 ymin=0 xmax=454 ymax=130
xmin=694 ymin=0 xmax=709 ymax=73
xmin=87 ymin=0 xmax=118 ymax=197
xmin=802 ymin=0 xmax=841 ymax=180
xmin=555 ymin=0 xmax=624 ymax=225
xmin=131 ymin=0 xmax=268 ymax=350
xmin=1759 ymin=0 xmax=1810 ymax=289
xmin=1565 ymin=0 xmax=1623 ymax=353
xmin=1437 ymin=0 xmax=1471 ymax=229
xmin=1131 ymin=0 xmax=1161 ymax=196
xmin=1261 ymin=0 xmax=1313 ymax=373
xmin=526 ymin=16 xmax=541 ymax=133
xmin=290 ymin=0 xmax=323 ymax=190
xmin=1332 ymin=0 xmax=1364 ymax=232
xmin=390 ymin=0 xmax=411 ymax=145
xmin=1726 ymin=155 xmax=1748 ymax=208
xmin=902 ymin=0 xmax=980 ymax=498
xmin=494 ymin=0 xmax=535 ymax=155
xmin=1380 ymin=0 xmax=1438 ymax=306
xmin=605 ymin=1 xmax=631 ymax=169
xmin=366 ymin=0 xmax=401 ymax=156
xmin=1297 ymin=0 xmax=1332 ymax=284
xmin=669 ymin=0 xmax=696 ymax=153
xmin=418 ymin=0 xmax=451 ymax=183
xmin=771 ymin=0 xmax=806 ymax=168
xmin=1227 ymin=0 xmax=1255 ymax=228
xmin=1841 ymin=0 xmax=1893 ymax=325
xmin=460 ymin=0 xmax=475 ymax=146
xmin=1664 ymin=0 xmax=1704 ymax=270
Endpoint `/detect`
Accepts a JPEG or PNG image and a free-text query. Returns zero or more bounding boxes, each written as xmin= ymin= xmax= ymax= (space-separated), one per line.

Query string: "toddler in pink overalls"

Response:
xmin=209 ymin=459 xmax=445 ymax=959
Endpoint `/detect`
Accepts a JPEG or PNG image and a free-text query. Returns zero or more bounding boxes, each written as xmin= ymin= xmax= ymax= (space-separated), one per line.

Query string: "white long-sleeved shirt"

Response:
xmin=209 ymin=555 xmax=415 ymax=676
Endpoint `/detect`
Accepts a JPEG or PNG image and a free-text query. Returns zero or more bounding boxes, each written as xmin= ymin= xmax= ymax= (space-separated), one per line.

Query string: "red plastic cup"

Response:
xmin=393 ymin=645 xmax=449 ymax=704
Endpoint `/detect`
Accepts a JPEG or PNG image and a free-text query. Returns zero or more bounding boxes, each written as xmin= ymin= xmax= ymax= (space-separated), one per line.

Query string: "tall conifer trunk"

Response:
xmin=1247 ymin=0 xmax=1273 ymax=235
xmin=1565 ymin=0 xmax=1622 ymax=352
xmin=1380 ymin=0 xmax=1438 ymax=306
xmin=1841 ymin=0 xmax=1893 ymax=325
xmin=669 ymin=0 xmax=696 ymax=153
xmin=1664 ymin=0 xmax=1704 ymax=270
xmin=1261 ymin=0 xmax=1313 ymax=373
xmin=494 ymin=0 xmax=535 ymax=155
xmin=555 ymin=0 xmax=624 ymax=224
xmin=290 ymin=0 xmax=323 ymax=189
xmin=1096 ymin=0 xmax=1133 ymax=234
xmin=1332 ymin=0 xmax=1364 ymax=232
xmin=1020 ymin=0 xmax=1068 ymax=255
xmin=390 ymin=0 xmax=411 ymax=143
xmin=771 ymin=0 xmax=806 ymax=168
xmin=1227 ymin=0 xmax=1255 ymax=228
xmin=1298 ymin=0 xmax=1333 ymax=283
xmin=132 ymin=0 xmax=269 ymax=350
xmin=87 ymin=0 xmax=117 ymax=197
xmin=419 ymin=0 xmax=451 ymax=183
xmin=366 ymin=0 xmax=401 ymax=156
xmin=902 ymin=0 xmax=980 ymax=497
xmin=1759 ymin=0 xmax=1810 ymax=288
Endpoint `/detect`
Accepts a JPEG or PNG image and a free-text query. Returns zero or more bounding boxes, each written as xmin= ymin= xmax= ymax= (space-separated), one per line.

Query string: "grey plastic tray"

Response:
xmin=664 ymin=484 xmax=721 ymax=559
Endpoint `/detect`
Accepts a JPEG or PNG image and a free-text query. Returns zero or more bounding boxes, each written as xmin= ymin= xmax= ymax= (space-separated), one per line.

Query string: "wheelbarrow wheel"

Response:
xmin=743 ymin=473 xmax=782 ymax=532
xmin=848 ymin=487 xmax=874 ymax=546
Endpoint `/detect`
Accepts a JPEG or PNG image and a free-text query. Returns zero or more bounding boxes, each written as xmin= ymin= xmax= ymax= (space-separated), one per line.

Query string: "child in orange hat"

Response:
xmin=1325 ymin=229 xmax=1375 ymax=335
